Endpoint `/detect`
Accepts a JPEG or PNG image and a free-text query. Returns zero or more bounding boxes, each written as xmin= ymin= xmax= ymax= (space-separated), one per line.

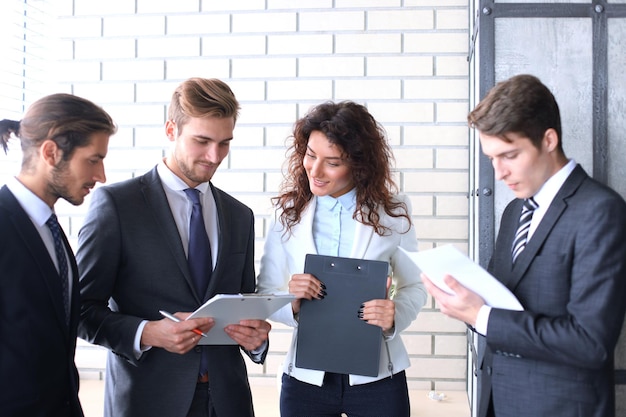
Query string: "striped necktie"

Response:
xmin=511 ymin=197 xmax=538 ymax=264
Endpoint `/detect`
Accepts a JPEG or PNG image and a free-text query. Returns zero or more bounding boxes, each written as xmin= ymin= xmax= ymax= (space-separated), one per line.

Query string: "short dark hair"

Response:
xmin=468 ymin=74 xmax=563 ymax=152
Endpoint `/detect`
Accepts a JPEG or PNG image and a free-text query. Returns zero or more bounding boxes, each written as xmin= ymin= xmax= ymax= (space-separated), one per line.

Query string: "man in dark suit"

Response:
xmin=0 ymin=94 xmax=115 ymax=416
xmin=77 ymin=78 xmax=271 ymax=417
xmin=422 ymin=74 xmax=626 ymax=417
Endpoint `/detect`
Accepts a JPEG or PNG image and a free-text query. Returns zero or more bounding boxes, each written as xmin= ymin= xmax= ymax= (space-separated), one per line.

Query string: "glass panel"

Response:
xmin=491 ymin=18 xmax=592 ymax=229
xmin=607 ymin=18 xmax=626 ymax=198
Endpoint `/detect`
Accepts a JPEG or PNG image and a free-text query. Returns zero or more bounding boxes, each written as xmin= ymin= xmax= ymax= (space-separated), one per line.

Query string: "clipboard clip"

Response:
xmin=328 ymin=261 xmax=365 ymax=272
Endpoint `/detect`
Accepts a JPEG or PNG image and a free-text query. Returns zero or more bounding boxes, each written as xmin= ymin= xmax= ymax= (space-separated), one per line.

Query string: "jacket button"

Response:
xmin=194 ymin=346 xmax=202 ymax=353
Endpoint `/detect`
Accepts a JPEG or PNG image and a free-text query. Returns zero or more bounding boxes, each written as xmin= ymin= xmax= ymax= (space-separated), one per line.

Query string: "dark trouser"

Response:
xmin=186 ymin=382 xmax=216 ymax=417
xmin=280 ymin=371 xmax=410 ymax=417
xmin=486 ymin=394 xmax=496 ymax=417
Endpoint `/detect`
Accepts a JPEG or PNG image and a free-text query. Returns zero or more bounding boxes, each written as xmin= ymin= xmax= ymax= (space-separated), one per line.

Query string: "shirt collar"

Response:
xmin=316 ymin=188 xmax=357 ymax=212
xmin=157 ymin=160 xmax=210 ymax=194
xmin=532 ymin=159 xmax=576 ymax=209
xmin=5 ymin=176 xmax=54 ymax=227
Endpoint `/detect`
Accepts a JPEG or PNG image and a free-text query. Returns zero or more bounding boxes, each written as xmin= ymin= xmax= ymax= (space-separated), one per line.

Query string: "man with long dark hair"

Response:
xmin=0 ymin=93 xmax=116 ymax=416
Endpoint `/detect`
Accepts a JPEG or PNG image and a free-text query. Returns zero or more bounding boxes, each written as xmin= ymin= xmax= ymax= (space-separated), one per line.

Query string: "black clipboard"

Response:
xmin=295 ymin=254 xmax=388 ymax=377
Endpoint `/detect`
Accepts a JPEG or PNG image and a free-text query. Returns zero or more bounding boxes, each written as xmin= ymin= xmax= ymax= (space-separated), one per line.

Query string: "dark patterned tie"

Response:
xmin=183 ymin=188 xmax=213 ymax=297
xmin=46 ymin=214 xmax=70 ymax=324
xmin=183 ymin=188 xmax=212 ymax=379
xmin=511 ymin=197 xmax=539 ymax=264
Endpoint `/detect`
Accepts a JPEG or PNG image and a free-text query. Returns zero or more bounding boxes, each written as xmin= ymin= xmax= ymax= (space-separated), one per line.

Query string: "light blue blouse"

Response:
xmin=312 ymin=188 xmax=357 ymax=257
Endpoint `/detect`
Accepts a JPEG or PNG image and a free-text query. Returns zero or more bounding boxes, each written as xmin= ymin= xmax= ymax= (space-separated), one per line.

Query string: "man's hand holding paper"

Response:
xmin=399 ymin=245 xmax=523 ymax=328
xmin=224 ymin=319 xmax=272 ymax=351
xmin=399 ymin=245 xmax=523 ymax=311
xmin=421 ymin=273 xmax=486 ymax=327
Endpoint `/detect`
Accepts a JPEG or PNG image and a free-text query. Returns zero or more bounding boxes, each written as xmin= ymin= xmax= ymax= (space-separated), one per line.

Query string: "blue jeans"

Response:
xmin=280 ymin=371 xmax=410 ymax=417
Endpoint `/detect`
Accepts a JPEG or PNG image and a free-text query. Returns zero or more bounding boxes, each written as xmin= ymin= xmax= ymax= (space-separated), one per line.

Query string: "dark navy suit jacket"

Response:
xmin=77 ymin=166 xmax=260 ymax=417
xmin=0 ymin=185 xmax=83 ymax=417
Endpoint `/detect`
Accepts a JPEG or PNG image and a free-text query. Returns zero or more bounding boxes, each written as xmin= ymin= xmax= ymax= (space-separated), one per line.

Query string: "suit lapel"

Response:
xmin=505 ymin=165 xmax=587 ymax=291
xmin=209 ymin=183 xmax=226 ymax=298
xmin=0 ymin=187 xmax=69 ymax=332
xmin=298 ymin=198 xmax=319 ymax=255
xmin=56 ymin=226 xmax=80 ymax=335
xmin=281 ymin=197 xmax=320 ymax=259
xmin=350 ymin=216 xmax=374 ymax=259
xmin=140 ymin=168 xmax=201 ymax=303
xmin=64 ymin=232 xmax=81 ymax=335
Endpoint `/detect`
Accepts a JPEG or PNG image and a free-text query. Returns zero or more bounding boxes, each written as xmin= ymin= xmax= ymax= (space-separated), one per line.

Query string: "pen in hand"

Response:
xmin=159 ymin=310 xmax=208 ymax=338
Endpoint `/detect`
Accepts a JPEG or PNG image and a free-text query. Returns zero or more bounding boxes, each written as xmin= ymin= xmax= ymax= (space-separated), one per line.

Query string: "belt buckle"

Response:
xmin=197 ymin=372 xmax=209 ymax=383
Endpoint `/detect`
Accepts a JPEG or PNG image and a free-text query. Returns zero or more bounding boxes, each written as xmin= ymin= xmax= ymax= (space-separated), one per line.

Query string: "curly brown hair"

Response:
xmin=273 ymin=101 xmax=410 ymax=236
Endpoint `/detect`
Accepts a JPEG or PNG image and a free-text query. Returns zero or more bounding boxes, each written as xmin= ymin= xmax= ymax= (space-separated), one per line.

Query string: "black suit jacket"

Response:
xmin=478 ymin=165 xmax=626 ymax=417
xmin=77 ymin=166 xmax=259 ymax=417
xmin=0 ymin=185 xmax=83 ymax=417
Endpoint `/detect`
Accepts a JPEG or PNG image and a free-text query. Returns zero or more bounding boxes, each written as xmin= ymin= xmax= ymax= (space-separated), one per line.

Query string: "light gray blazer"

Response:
xmin=256 ymin=194 xmax=427 ymax=386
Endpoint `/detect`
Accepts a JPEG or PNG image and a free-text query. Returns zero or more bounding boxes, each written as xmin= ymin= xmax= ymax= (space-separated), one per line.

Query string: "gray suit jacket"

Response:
xmin=0 ymin=186 xmax=83 ymax=417
xmin=77 ymin=166 xmax=259 ymax=417
xmin=478 ymin=165 xmax=626 ymax=417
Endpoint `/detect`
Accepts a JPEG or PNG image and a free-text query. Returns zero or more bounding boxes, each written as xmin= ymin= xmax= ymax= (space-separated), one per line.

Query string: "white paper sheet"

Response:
xmin=400 ymin=245 xmax=523 ymax=311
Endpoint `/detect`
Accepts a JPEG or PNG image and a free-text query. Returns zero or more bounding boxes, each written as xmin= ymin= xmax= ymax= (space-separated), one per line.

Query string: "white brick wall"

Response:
xmin=46 ymin=0 xmax=471 ymax=392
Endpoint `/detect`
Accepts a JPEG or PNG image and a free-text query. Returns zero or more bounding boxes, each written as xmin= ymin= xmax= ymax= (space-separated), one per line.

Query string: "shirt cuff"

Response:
xmin=134 ymin=320 xmax=152 ymax=360
xmin=474 ymin=305 xmax=492 ymax=336
xmin=383 ymin=325 xmax=396 ymax=340
xmin=249 ymin=340 xmax=268 ymax=362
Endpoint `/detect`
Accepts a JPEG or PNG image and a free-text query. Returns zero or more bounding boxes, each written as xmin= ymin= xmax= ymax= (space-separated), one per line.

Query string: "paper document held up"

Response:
xmin=400 ymin=245 xmax=523 ymax=311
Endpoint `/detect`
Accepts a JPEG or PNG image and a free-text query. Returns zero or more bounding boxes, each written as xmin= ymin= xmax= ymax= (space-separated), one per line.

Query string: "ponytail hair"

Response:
xmin=4 ymin=93 xmax=116 ymax=164
xmin=0 ymin=119 xmax=20 ymax=154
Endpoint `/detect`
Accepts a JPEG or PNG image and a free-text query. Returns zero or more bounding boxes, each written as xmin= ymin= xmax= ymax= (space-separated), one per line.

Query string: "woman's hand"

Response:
xmin=360 ymin=276 xmax=395 ymax=332
xmin=360 ymin=299 xmax=395 ymax=332
xmin=288 ymin=273 xmax=325 ymax=314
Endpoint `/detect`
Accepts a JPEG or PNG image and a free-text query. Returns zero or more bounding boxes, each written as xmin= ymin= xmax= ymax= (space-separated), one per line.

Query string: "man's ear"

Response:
xmin=165 ymin=120 xmax=177 ymax=142
xmin=543 ymin=128 xmax=560 ymax=153
xmin=40 ymin=139 xmax=62 ymax=167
